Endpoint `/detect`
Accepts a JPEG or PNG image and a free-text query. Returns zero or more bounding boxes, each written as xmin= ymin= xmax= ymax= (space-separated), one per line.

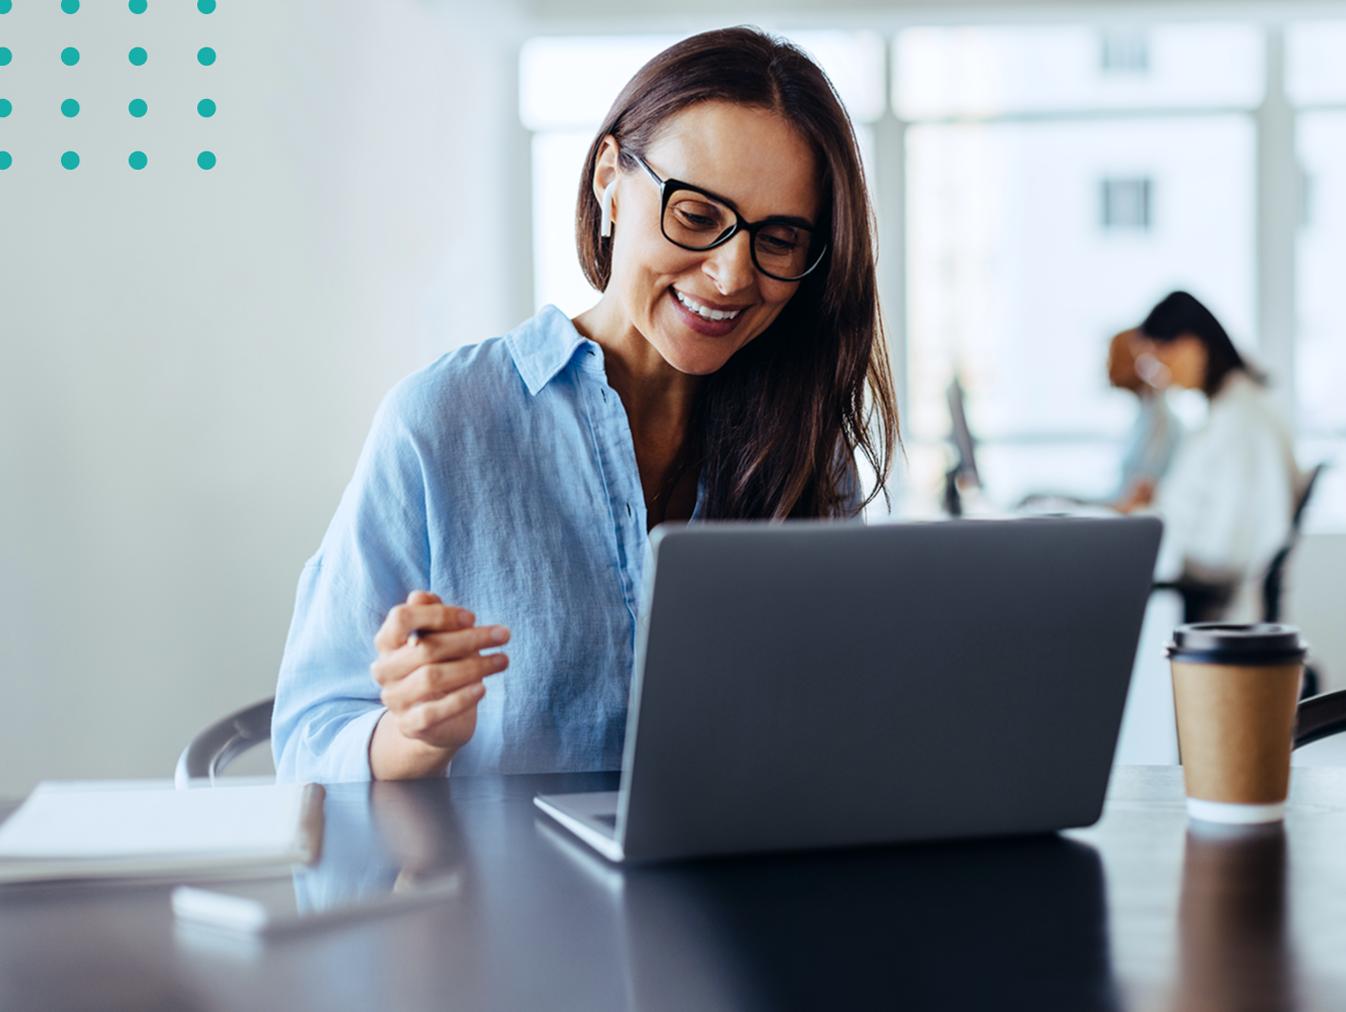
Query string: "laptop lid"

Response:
xmin=614 ymin=516 xmax=1162 ymax=862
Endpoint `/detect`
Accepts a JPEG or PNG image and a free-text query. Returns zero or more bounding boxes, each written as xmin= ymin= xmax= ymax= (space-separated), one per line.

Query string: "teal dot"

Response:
xmin=128 ymin=98 xmax=147 ymax=117
xmin=197 ymin=98 xmax=215 ymax=118
xmin=61 ymin=97 xmax=78 ymax=117
xmin=128 ymin=150 xmax=147 ymax=170
xmin=197 ymin=0 xmax=215 ymax=11
xmin=0 ymin=98 xmax=10 ymax=117
xmin=129 ymin=46 xmax=147 ymax=66
xmin=197 ymin=150 xmax=216 ymax=170
xmin=61 ymin=150 xmax=79 ymax=170
xmin=61 ymin=0 xmax=79 ymax=12
xmin=128 ymin=0 xmax=146 ymax=11
xmin=0 ymin=151 xmax=11 ymax=171
xmin=0 ymin=47 xmax=11 ymax=66
xmin=0 ymin=1 xmax=12 ymax=13
xmin=197 ymin=46 xmax=215 ymax=66
xmin=60 ymin=47 xmax=78 ymax=66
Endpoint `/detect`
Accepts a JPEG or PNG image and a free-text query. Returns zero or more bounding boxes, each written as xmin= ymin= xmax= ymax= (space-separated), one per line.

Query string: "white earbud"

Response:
xmin=599 ymin=180 xmax=617 ymax=238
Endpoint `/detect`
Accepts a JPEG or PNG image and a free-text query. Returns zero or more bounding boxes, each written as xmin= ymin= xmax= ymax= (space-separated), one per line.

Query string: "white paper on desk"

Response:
xmin=0 ymin=779 xmax=322 ymax=884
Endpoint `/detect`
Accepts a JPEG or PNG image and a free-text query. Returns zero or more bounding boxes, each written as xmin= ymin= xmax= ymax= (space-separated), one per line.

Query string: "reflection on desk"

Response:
xmin=538 ymin=817 xmax=1118 ymax=1011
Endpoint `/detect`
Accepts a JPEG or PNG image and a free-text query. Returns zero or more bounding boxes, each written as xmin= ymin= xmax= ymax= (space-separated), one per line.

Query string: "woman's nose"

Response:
xmin=701 ymin=231 xmax=757 ymax=297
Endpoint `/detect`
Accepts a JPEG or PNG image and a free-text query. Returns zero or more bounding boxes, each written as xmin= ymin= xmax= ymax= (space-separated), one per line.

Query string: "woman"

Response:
xmin=1127 ymin=290 xmax=1299 ymax=621
xmin=272 ymin=27 xmax=899 ymax=783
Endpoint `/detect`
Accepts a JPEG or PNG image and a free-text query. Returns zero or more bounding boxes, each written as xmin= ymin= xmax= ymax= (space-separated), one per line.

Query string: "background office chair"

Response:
xmin=1262 ymin=462 xmax=1328 ymax=624
xmin=174 ymin=697 xmax=274 ymax=788
xmin=1152 ymin=462 xmax=1328 ymax=697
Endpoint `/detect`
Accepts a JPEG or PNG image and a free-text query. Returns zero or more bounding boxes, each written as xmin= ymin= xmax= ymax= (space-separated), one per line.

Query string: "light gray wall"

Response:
xmin=0 ymin=1 xmax=527 ymax=796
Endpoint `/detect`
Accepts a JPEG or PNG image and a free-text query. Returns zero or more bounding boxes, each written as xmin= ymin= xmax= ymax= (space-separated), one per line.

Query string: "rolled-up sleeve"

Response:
xmin=272 ymin=382 xmax=434 ymax=783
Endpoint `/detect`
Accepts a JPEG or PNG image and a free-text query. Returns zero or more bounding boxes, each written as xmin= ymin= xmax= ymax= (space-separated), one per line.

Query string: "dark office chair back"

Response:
xmin=174 ymin=697 xmax=274 ymax=788
xmin=1156 ymin=463 xmax=1328 ymax=629
xmin=1263 ymin=462 xmax=1327 ymax=624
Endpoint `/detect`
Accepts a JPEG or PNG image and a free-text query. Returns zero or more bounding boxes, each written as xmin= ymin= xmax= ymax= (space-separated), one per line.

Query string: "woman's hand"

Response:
xmin=1115 ymin=479 xmax=1157 ymax=514
xmin=367 ymin=590 xmax=510 ymax=779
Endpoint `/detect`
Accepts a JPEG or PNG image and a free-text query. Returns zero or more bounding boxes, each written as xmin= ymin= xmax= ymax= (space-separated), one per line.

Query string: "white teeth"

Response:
xmin=674 ymin=289 xmax=741 ymax=322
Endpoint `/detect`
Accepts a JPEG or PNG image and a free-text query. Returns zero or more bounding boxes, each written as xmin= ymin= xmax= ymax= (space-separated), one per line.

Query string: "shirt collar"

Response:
xmin=506 ymin=305 xmax=601 ymax=397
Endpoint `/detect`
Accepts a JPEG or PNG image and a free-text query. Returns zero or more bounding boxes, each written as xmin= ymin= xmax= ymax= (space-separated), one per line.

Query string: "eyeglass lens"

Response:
xmin=662 ymin=189 xmax=816 ymax=280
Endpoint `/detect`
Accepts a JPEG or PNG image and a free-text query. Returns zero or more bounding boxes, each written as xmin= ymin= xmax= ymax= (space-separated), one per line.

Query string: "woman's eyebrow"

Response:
xmin=767 ymin=215 xmax=815 ymax=229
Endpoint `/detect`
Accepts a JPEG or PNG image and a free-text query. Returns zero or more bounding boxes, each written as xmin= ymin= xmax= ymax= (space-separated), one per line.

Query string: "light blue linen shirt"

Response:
xmin=1116 ymin=391 xmax=1182 ymax=500
xmin=272 ymin=305 xmax=707 ymax=783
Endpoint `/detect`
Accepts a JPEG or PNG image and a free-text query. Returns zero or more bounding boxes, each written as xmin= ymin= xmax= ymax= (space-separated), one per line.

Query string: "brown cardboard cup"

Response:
xmin=1168 ymin=624 xmax=1307 ymax=825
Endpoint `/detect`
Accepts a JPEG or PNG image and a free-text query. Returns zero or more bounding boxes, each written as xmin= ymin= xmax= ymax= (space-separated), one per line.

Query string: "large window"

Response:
xmin=1289 ymin=22 xmax=1346 ymax=521
xmin=521 ymin=18 xmax=1345 ymax=528
xmin=898 ymin=24 xmax=1260 ymax=506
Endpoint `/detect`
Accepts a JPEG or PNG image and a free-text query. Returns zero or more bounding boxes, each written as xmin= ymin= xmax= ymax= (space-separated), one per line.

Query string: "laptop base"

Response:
xmin=534 ymin=792 xmax=625 ymax=863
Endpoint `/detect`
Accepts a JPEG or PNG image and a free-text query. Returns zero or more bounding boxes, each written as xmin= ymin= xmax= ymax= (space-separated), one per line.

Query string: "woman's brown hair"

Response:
xmin=575 ymin=26 xmax=899 ymax=519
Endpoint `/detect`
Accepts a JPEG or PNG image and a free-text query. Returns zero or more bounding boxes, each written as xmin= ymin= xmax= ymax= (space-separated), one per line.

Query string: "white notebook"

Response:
xmin=0 ymin=779 xmax=324 ymax=885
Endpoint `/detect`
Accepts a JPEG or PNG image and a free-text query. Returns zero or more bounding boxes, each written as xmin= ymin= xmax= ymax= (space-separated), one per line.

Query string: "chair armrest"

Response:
xmin=174 ymin=697 xmax=275 ymax=787
xmin=1294 ymin=690 xmax=1346 ymax=750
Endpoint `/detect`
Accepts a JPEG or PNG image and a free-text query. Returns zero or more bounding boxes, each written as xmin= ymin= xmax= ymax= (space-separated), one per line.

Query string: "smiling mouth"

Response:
xmin=672 ymin=288 xmax=745 ymax=322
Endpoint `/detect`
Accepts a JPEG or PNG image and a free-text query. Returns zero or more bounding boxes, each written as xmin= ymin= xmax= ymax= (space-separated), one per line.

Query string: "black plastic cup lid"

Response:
xmin=1167 ymin=623 xmax=1308 ymax=664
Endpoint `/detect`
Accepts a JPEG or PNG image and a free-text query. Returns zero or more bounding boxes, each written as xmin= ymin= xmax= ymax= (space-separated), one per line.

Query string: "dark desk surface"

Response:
xmin=3 ymin=766 xmax=1346 ymax=1012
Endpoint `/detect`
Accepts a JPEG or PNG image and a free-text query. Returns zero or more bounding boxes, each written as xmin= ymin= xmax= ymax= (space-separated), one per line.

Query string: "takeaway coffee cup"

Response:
xmin=1168 ymin=623 xmax=1308 ymax=825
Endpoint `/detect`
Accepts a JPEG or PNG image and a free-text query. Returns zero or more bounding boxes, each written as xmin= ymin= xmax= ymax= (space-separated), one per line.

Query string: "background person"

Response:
xmin=1124 ymin=290 xmax=1300 ymax=621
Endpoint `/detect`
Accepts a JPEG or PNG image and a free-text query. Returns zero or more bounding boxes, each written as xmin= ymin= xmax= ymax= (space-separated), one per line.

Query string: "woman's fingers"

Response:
xmin=403 ymin=682 xmax=488 ymax=739
xmin=374 ymin=599 xmax=476 ymax=654
xmin=380 ymin=653 xmax=509 ymax=712
xmin=370 ymin=625 xmax=510 ymax=686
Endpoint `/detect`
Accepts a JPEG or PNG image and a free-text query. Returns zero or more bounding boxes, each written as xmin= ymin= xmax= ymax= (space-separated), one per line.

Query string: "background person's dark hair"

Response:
xmin=575 ymin=25 xmax=899 ymax=520
xmin=1139 ymin=290 xmax=1265 ymax=398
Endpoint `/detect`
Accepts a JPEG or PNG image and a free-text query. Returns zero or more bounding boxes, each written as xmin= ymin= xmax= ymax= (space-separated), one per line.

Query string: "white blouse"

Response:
xmin=1150 ymin=372 xmax=1300 ymax=622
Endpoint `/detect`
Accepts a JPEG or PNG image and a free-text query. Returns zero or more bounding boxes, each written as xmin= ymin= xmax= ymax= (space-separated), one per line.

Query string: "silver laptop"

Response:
xmin=535 ymin=516 xmax=1162 ymax=863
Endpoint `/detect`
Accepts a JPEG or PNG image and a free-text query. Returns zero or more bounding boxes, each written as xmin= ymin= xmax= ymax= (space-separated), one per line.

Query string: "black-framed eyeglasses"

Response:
xmin=627 ymin=152 xmax=828 ymax=283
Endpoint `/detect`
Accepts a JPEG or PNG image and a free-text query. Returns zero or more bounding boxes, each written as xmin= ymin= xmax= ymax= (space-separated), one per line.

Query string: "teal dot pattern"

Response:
xmin=62 ymin=0 xmax=80 ymax=12
xmin=0 ymin=1 xmax=12 ymax=13
xmin=0 ymin=14 xmax=223 ymax=174
xmin=198 ymin=0 xmax=216 ymax=11
xmin=129 ymin=0 xmax=147 ymax=11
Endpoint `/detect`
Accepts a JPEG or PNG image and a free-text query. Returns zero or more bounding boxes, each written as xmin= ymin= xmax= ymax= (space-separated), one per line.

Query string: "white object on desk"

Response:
xmin=0 ymin=779 xmax=323 ymax=884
